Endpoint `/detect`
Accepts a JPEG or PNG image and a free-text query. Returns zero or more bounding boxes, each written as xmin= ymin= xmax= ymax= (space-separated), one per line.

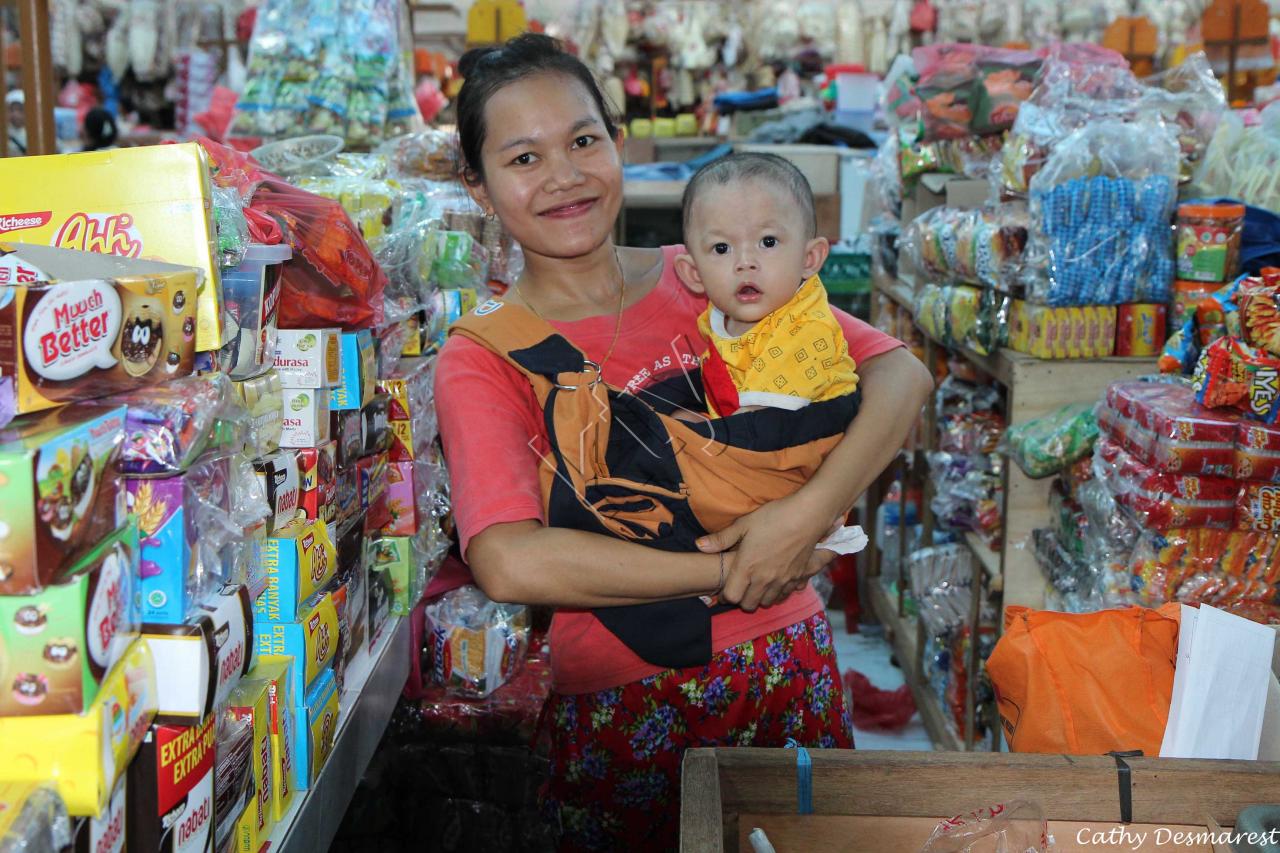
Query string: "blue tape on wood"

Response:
xmin=785 ymin=738 xmax=813 ymax=815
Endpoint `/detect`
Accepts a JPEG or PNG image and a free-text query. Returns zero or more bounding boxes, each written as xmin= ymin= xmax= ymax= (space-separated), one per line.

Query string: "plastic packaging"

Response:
xmin=1193 ymin=103 xmax=1280 ymax=214
xmin=1001 ymin=403 xmax=1098 ymax=479
xmin=0 ymin=784 xmax=73 ymax=853
xmin=213 ymin=712 xmax=254 ymax=853
xmin=914 ymin=284 xmax=1010 ymax=356
xmin=1177 ymin=202 xmax=1245 ymax=283
xmin=1193 ymin=336 xmax=1280 ymax=424
xmin=213 ymin=185 xmax=251 ymax=270
xmin=907 ymin=544 xmax=976 ymax=639
xmin=424 ymin=585 xmax=530 ymax=699
xmin=921 ymin=801 xmax=1049 ymax=853
xmin=903 ymin=205 xmax=1029 ymax=290
xmin=115 ymin=374 xmax=234 ymax=476
xmin=376 ymin=129 xmax=459 ymax=180
xmin=1237 ymin=269 xmax=1280 ymax=356
xmin=1096 ymin=437 xmax=1238 ymax=530
xmin=220 ymin=242 xmax=293 ymax=379
xmin=1099 ymin=379 xmax=1238 ymax=476
xmin=911 ymin=44 xmax=1041 ymax=142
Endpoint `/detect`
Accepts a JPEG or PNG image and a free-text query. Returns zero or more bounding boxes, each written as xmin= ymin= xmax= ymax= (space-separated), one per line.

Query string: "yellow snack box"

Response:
xmin=249 ymin=657 xmax=297 ymax=823
xmin=0 ymin=143 xmax=222 ymax=351
xmin=0 ymin=639 xmax=156 ymax=817
xmin=1008 ymin=300 xmax=1030 ymax=353
xmin=1065 ymin=307 xmax=1085 ymax=359
xmin=227 ymin=677 xmax=275 ymax=853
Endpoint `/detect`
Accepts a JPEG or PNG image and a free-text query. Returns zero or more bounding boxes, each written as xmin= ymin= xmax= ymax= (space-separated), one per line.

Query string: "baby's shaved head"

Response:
xmin=682 ymin=152 xmax=817 ymax=240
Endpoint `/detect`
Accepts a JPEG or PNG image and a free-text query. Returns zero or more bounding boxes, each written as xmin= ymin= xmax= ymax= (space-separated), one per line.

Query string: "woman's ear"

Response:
xmin=613 ymin=128 xmax=625 ymax=160
xmin=803 ymin=236 xmax=830 ymax=278
xmin=463 ymin=170 xmax=494 ymax=217
xmin=673 ymin=253 xmax=705 ymax=295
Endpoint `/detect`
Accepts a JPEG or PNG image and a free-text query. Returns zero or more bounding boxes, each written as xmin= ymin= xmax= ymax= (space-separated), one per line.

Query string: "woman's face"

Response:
xmin=471 ymin=72 xmax=623 ymax=261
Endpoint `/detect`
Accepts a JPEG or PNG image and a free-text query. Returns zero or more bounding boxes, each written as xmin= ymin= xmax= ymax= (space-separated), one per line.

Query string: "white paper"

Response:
xmin=1161 ymin=604 xmax=1276 ymax=760
xmin=816 ymin=524 xmax=868 ymax=556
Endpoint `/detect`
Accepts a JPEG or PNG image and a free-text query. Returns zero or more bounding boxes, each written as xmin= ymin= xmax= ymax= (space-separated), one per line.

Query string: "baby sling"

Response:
xmin=448 ymin=298 xmax=861 ymax=669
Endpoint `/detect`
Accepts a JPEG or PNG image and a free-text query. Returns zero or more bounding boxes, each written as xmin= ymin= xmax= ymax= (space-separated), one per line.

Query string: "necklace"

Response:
xmin=512 ymin=245 xmax=628 ymax=370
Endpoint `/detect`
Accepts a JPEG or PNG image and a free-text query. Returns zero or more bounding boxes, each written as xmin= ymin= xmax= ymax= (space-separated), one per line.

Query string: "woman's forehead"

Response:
xmin=484 ymin=73 xmax=602 ymax=144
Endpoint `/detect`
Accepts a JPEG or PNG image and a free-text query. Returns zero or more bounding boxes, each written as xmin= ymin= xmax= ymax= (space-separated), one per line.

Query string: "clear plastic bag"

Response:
xmin=0 ymin=785 xmax=72 ymax=853
xmin=213 ymin=185 xmax=251 ymax=269
xmin=376 ymin=129 xmax=460 ymax=181
xmin=214 ymin=711 xmax=255 ymax=853
xmin=912 ymin=44 xmax=1041 ymax=142
xmin=903 ymin=205 xmax=1029 ymax=290
xmin=425 ymin=585 xmax=531 ymax=699
xmin=1193 ymin=102 xmax=1280 ymax=214
xmin=921 ymin=801 xmax=1049 ymax=853
xmin=115 ymin=374 xmax=242 ymax=476
xmin=1000 ymin=403 xmax=1098 ymax=479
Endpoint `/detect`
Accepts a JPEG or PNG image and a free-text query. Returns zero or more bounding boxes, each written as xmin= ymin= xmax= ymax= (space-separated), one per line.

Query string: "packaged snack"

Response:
xmin=70 ymin=777 xmax=125 ymax=853
xmin=1177 ymin=202 xmax=1244 ymax=283
xmin=232 ymin=370 xmax=284 ymax=456
xmin=331 ymin=530 xmax=367 ymax=666
xmin=1238 ymin=482 xmax=1280 ymax=531
xmin=272 ymin=329 xmax=340 ymax=389
xmin=1101 ymin=380 xmax=1239 ymax=476
xmin=256 ymin=594 xmax=338 ymax=706
xmin=1008 ymin=301 xmax=1116 ymax=359
xmin=902 ymin=205 xmax=1028 ymax=290
xmin=1001 ymin=404 xmax=1098 ymax=479
xmin=380 ymin=460 xmax=431 ymax=537
xmin=1236 ymin=421 xmax=1280 ymax=482
xmin=335 ymin=465 xmax=360 ymax=527
xmin=0 ymin=783 xmax=72 ymax=852
xmin=0 ymin=403 xmax=127 ymax=595
xmin=330 ymin=330 xmax=375 ymax=411
xmin=226 ymin=677 xmax=276 ymax=851
xmin=116 ymin=375 xmax=226 ymax=476
xmin=256 ymin=518 xmax=337 ymax=624
xmin=358 ymin=451 xmax=392 ymax=533
xmin=291 ymin=669 xmax=339 ymax=791
xmin=240 ymin=659 xmax=296 ymax=825
xmin=368 ymin=535 xmax=417 ymax=616
xmin=141 ymin=585 xmax=253 ymax=726
xmin=0 ymin=520 xmax=139 ymax=717
xmin=251 ymin=450 xmax=301 ymax=535
xmin=280 ymin=387 xmax=330 ymax=449
xmin=1097 ymin=438 xmax=1238 ymax=530
xmin=1115 ymin=304 xmax=1167 ymax=357
xmin=911 ymin=44 xmax=1040 ymax=141
xmin=213 ymin=713 xmax=254 ymax=853
xmin=1193 ymin=336 xmax=1280 ymax=424
xmin=359 ymin=395 xmax=391 ymax=457
xmin=0 ymin=144 xmax=222 ymax=351
xmin=0 ymin=639 xmax=156 ymax=816
xmin=297 ymin=442 xmax=338 ymax=524
xmin=220 ymin=244 xmax=292 ymax=380
xmin=377 ymin=355 xmax=435 ymax=422
xmin=1237 ymin=272 xmax=1280 ymax=357
xmin=425 ymin=585 xmax=530 ymax=699
xmin=1171 ymin=280 xmax=1220 ymax=326
xmin=126 ymin=715 xmax=217 ymax=852
xmin=365 ymin=540 xmax=394 ymax=651
xmin=329 ymin=409 xmax=362 ymax=469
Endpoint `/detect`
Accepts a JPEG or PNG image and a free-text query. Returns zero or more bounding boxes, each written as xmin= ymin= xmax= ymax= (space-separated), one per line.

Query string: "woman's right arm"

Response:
xmin=436 ymin=338 xmax=722 ymax=609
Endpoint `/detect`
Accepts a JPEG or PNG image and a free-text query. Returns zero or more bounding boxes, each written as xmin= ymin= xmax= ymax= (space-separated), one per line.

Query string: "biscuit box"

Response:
xmin=255 ymin=518 xmax=337 ymax=624
xmin=0 ymin=519 xmax=140 ymax=717
xmin=127 ymin=453 xmax=232 ymax=624
xmin=297 ymin=442 xmax=337 ymax=523
xmin=357 ymin=451 xmax=391 ymax=533
xmin=280 ymin=387 xmax=330 ymax=449
xmin=330 ymin=331 xmax=375 ymax=411
xmin=291 ymin=668 xmax=339 ymax=791
xmin=245 ymin=657 xmax=296 ymax=823
xmin=212 ymin=704 xmax=255 ymax=853
xmin=219 ymin=244 xmax=291 ymax=381
xmin=328 ymin=409 xmax=361 ymax=469
xmin=273 ymin=329 xmax=340 ymax=389
xmin=0 ymin=639 xmax=156 ymax=817
xmin=365 ymin=542 xmax=394 ymax=652
xmin=0 ymin=402 xmax=128 ymax=595
xmin=71 ymin=776 xmax=126 ymax=853
xmin=225 ymin=677 xmax=275 ymax=852
xmin=231 ymin=369 xmax=283 ymax=457
xmin=125 ymin=715 xmax=215 ymax=853
xmin=380 ymin=460 xmax=434 ymax=538
xmin=251 ymin=450 xmax=300 ymax=536
xmin=0 ymin=144 xmax=222 ymax=352
xmin=0 ymin=243 xmax=199 ymax=415
xmin=142 ymin=585 xmax=253 ymax=726
xmin=255 ymin=594 xmax=337 ymax=708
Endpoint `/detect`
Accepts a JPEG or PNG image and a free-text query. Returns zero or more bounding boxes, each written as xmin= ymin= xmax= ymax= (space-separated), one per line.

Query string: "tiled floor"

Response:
xmin=828 ymin=609 xmax=936 ymax=751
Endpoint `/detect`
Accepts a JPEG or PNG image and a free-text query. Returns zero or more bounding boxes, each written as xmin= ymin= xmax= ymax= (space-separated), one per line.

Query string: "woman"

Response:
xmin=434 ymin=34 xmax=933 ymax=851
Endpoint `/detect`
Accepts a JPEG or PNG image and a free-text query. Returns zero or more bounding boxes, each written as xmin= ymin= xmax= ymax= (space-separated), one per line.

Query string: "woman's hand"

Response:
xmin=696 ymin=491 xmax=844 ymax=611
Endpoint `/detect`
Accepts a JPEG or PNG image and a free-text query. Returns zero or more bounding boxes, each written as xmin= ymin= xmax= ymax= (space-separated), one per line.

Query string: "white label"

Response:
xmin=24 ymin=280 xmax=121 ymax=380
xmin=173 ymin=771 xmax=214 ymax=853
xmin=87 ymin=545 xmax=127 ymax=670
xmin=0 ymin=254 xmax=47 ymax=284
xmin=91 ymin=778 xmax=126 ymax=853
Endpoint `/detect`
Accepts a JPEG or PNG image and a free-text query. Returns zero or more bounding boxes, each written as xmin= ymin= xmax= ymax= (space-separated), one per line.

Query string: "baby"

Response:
xmin=674 ymin=152 xmax=860 ymax=418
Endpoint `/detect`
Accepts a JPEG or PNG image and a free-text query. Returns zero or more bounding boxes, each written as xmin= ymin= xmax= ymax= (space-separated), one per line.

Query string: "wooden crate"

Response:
xmin=681 ymin=749 xmax=1280 ymax=852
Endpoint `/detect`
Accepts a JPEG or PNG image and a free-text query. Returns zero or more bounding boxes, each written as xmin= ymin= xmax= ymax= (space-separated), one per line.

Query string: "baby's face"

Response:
xmin=684 ymin=179 xmax=816 ymax=328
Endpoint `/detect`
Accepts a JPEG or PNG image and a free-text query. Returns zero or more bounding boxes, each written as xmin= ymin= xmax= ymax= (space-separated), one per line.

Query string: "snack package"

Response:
xmin=911 ymin=44 xmax=1041 ymax=142
xmin=1114 ymin=304 xmax=1167 ymax=357
xmin=425 ymin=585 xmax=530 ymax=699
xmin=902 ymin=205 xmax=1029 ymax=290
xmin=273 ymin=329 xmax=341 ymax=389
xmin=1236 ymin=421 xmax=1280 ymax=482
xmin=358 ymin=451 xmax=392 ymax=533
xmin=297 ymin=442 xmax=338 ymax=523
xmin=256 ymin=593 xmax=338 ymax=705
xmin=380 ymin=460 xmax=434 ymax=537
xmin=256 ymin=518 xmax=337 ymax=623
xmin=330 ymin=330 xmax=376 ymax=411
xmin=280 ymin=387 xmax=331 ymax=449
xmin=0 ymin=244 xmax=198 ymax=418
xmin=921 ymin=801 xmax=1049 ymax=853
xmin=116 ymin=375 xmax=229 ymax=476
xmin=376 ymin=129 xmax=458 ymax=180
xmin=126 ymin=715 xmax=217 ymax=852
xmin=0 ymin=784 xmax=72 ymax=853
xmin=226 ymin=677 xmax=276 ymax=851
xmin=1237 ymin=270 xmax=1280 ymax=356
xmin=1001 ymin=404 xmax=1098 ymax=479
xmin=213 ymin=712 xmax=254 ymax=853
xmin=233 ymin=370 xmax=284 ymax=456
xmin=1096 ymin=438 xmax=1238 ymax=530
xmin=290 ymin=668 xmax=339 ymax=791
xmin=0 ymin=520 xmax=139 ymax=717
xmin=220 ymin=243 xmax=292 ymax=380
xmin=69 ymin=776 xmax=125 ymax=853
xmin=252 ymin=450 xmax=301 ymax=535
xmin=1008 ymin=300 xmax=1116 ymax=359
xmin=1193 ymin=335 xmax=1280 ymax=424
xmin=1099 ymin=380 xmax=1238 ymax=476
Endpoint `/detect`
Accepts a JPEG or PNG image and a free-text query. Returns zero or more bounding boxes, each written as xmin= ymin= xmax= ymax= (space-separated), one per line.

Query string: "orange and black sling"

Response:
xmin=449 ymin=298 xmax=860 ymax=669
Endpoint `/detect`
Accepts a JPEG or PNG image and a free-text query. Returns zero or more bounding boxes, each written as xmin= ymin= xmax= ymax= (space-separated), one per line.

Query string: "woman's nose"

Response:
xmin=544 ymin=153 xmax=585 ymax=190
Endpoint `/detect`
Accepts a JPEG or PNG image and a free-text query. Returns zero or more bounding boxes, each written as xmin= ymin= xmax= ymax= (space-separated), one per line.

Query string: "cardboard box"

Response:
xmin=369 ymin=535 xmax=421 ymax=617
xmin=280 ymin=387 xmax=330 ymax=449
xmin=127 ymin=454 xmax=231 ymax=624
xmin=142 ymin=585 xmax=253 ymax=726
xmin=1009 ymin=301 xmax=1117 ymax=359
xmin=329 ymin=409 xmax=362 ymax=469
xmin=0 ymin=144 xmax=222 ymax=351
xmin=226 ymin=678 xmax=274 ymax=852
xmin=251 ymin=450 xmax=300 ymax=535
xmin=126 ymin=715 xmax=216 ymax=852
xmin=273 ymin=329 xmax=340 ymax=389
xmin=377 ymin=357 xmax=435 ymax=423
xmin=357 ymin=451 xmax=391 ymax=533
xmin=71 ymin=776 xmax=126 ymax=853
xmin=381 ymin=460 xmax=432 ymax=537
xmin=0 ymin=520 xmax=139 ymax=717
xmin=256 ymin=518 xmax=337 ymax=624
xmin=292 ymin=668 xmax=339 ymax=790
xmin=255 ymin=594 xmax=337 ymax=707
xmin=0 ymin=402 xmax=128 ymax=595
xmin=245 ymin=657 xmax=296 ymax=824
xmin=359 ymin=395 xmax=391 ymax=457
xmin=296 ymin=442 xmax=337 ymax=524
xmin=330 ymin=331 xmax=375 ymax=411
xmin=219 ymin=244 xmax=290 ymax=380
xmin=0 ymin=639 xmax=157 ymax=817
xmin=232 ymin=369 xmax=283 ymax=456
xmin=0 ymin=243 xmax=198 ymax=416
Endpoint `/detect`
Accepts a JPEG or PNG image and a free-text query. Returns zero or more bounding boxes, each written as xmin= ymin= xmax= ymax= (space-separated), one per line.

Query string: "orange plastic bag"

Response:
xmin=986 ymin=605 xmax=1181 ymax=755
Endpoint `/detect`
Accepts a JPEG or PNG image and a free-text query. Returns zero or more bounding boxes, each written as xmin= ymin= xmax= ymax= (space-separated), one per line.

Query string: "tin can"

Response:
xmin=1116 ymin=303 xmax=1167 ymax=357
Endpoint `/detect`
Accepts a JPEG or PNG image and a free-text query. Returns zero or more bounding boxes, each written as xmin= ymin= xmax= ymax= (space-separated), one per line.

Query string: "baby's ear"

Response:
xmin=673 ymin=252 xmax=705 ymax=295
xmin=803 ymin=237 xmax=830 ymax=278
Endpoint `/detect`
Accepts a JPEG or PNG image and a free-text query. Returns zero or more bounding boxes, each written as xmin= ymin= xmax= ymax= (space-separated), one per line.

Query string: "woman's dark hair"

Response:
xmin=456 ymin=33 xmax=619 ymax=184
xmin=82 ymin=107 xmax=118 ymax=151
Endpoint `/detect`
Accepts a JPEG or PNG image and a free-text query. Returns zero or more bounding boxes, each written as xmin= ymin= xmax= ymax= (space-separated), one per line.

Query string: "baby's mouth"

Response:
xmin=735 ymin=284 xmax=763 ymax=302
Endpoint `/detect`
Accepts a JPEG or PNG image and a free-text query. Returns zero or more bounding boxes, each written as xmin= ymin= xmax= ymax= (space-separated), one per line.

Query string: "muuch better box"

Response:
xmin=0 ymin=243 xmax=198 ymax=416
xmin=0 ymin=143 xmax=222 ymax=351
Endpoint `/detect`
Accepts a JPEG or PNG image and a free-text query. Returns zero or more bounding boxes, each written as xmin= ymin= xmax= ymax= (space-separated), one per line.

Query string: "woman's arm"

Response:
xmin=468 ymin=520 xmax=724 ymax=608
xmin=700 ymin=347 xmax=935 ymax=611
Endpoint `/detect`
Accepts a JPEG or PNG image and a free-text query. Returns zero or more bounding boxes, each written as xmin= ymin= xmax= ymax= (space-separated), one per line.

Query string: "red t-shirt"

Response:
xmin=434 ymin=245 xmax=904 ymax=694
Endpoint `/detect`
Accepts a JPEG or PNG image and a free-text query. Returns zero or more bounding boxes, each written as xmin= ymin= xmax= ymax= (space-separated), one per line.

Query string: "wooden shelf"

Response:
xmin=866 ymin=582 xmax=962 ymax=752
xmin=964 ymin=532 xmax=1000 ymax=581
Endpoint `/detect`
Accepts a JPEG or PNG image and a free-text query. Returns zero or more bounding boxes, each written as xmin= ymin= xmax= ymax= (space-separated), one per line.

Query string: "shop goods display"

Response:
xmin=221 ymin=243 xmax=293 ymax=381
xmin=1177 ymin=202 xmax=1245 ymax=284
xmin=914 ymin=283 xmax=1008 ymax=356
xmin=1007 ymin=301 xmax=1119 ymax=359
xmin=1001 ymin=403 xmax=1098 ymax=479
xmin=126 ymin=715 xmax=217 ymax=852
xmin=424 ymin=586 xmax=530 ymax=700
xmin=0 ymin=783 xmax=73 ymax=852
xmin=930 ymin=377 xmax=1004 ymax=545
xmin=903 ymin=205 xmax=1029 ymax=290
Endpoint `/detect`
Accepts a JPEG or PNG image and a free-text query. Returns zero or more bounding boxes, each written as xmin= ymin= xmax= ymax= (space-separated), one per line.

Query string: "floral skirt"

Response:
xmin=540 ymin=611 xmax=853 ymax=852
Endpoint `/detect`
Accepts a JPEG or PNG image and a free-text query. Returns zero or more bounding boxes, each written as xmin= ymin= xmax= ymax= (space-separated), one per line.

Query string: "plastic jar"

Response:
xmin=219 ymin=243 xmax=293 ymax=378
xmin=1176 ymin=202 xmax=1245 ymax=283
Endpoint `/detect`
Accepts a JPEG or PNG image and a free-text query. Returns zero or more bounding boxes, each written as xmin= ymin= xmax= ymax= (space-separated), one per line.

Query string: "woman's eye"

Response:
xmin=761 ymin=235 xmax=778 ymax=248
xmin=573 ymin=135 xmax=596 ymax=148
xmin=712 ymin=243 xmax=730 ymax=255
xmin=512 ymin=152 xmax=535 ymax=166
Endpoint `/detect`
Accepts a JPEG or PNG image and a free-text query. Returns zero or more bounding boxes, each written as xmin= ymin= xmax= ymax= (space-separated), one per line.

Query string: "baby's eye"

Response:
xmin=761 ymin=235 xmax=778 ymax=248
xmin=712 ymin=243 xmax=730 ymax=255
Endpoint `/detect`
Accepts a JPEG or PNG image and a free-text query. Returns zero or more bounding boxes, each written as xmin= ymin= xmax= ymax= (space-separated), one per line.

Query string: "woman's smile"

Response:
xmin=539 ymin=197 xmax=599 ymax=219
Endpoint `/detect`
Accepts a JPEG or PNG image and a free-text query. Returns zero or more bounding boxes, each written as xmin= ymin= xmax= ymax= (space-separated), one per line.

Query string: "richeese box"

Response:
xmin=255 ymin=518 xmax=337 ymax=623
xmin=0 ymin=144 xmax=221 ymax=351
xmin=291 ymin=668 xmax=339 ymax=790
xmin=255 ymin=594 xmax=338 ymax=708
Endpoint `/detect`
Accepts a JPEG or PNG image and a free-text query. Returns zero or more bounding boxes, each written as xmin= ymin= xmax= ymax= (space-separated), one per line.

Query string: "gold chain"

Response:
xmin=512 ymin=245 xmax=627 ymax=370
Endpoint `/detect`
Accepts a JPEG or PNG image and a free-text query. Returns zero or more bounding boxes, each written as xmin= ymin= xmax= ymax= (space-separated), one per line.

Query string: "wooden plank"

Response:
xmin=682 ymin=749 xmax=726 ymax=853
xmin=1001 ymin=464 xmax=1053 ymax=610
xmin=711 ymin=749 xmax=1280 ymax=827
xmin=964 ymin=531 xmax=1000 ymax=581
xmin=17 ymin=0 xmax=57 ymax=156
xmin=1007 ymin=355 xmax=1155 ymax=423
xmin=737 ymin=815 xmax=1217 ymax=852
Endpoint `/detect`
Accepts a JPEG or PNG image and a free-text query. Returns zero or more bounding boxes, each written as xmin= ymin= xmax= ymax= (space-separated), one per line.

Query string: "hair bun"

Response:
xmin=458 ymin=46 xmax=500 ymax=78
